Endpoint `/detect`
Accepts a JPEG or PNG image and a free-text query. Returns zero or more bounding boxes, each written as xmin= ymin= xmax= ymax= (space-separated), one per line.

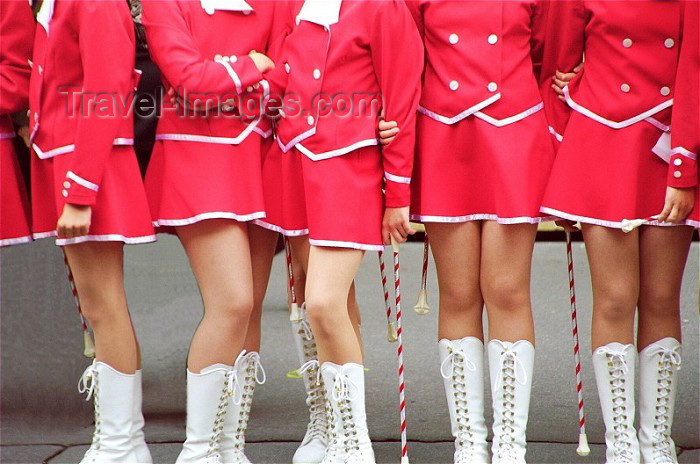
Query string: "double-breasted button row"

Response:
xmin=214 ymin=54 xmax=238 ymax=63
xmin=621 ymin=38 xmax=675 ymax=48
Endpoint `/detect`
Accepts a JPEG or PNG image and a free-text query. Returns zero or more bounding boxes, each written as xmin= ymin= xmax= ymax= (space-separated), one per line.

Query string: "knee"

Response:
xmin=206 ymin=293 xmax=254 ymax=326
xmin=438 ymin=283 xmax=482 ymax=315
xmin=75 ymin=286 xmax=125 ymax=326
xmin=482 ymin=274 xmax=529 ymax=311
xmin=305 ymin=295 xmax=343 ymax=337
xmin=640 ymin=287 xmax=680 ymax=318
xmin=595 ymin=288 xmax=637 ymax=323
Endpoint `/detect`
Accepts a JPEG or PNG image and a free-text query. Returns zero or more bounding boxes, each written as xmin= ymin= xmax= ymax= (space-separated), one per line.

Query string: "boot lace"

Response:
xmin=299 ymin=360 xmax=328 ymax=443
xmin=78 ymin=361 xmax=101 ymax=460
xmin=234 ymin=352 xmax=266 ymax=452
xmin=597 ymin=347 xmax=635 ymax=463
xmin=441 ymin=343 xmax=478 ymax=458
xmin=493 ymin=348 xmax=528 ymax=462
xmin=207 ymin=363 xmax=242 ymax=459
xmin=648 ymin=345 xmax=681 ymax=463
xmin=330 ymin=372 xmax=360 ymax=457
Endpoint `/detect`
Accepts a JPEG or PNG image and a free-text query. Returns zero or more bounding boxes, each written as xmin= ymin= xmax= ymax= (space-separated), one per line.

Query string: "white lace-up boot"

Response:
xmin=439 ymin=337 xmax=489 ymax=464
xmin=320 ymin=363 xmax=375 ymax=464
xmin=593 ymin=343 xmax=640 ymax=464
xmin=292 ymin=305 xmax=329 ymax=464
xmin=220 ymin=351 xmax=266 ymax=463
xmin=132 ymin=370 xmax=153 ymax=463
xmin=78 ymin=361 xmax=141 ymax=463
xmin=488 ymin=340 xmax=534 ymax=464
xmin=176 ymin=363 xmax=242 ymax=463
xmin=638 ymin=338 xmax=681 ymax=464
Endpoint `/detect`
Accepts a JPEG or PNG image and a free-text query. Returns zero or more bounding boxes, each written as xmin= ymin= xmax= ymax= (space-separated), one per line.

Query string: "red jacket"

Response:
xmin=266 ymin=0 xmax=424 ymax=208
xmin=671 ymin=0 xmax=699 ymax=180
xmin=542 ymin=1 xmax=696 ymax=188
xmin=141 ymin=0 xmax=292 ymax=145
xmin=0 ymin=0 xmax=35 ymax=135
xmin=29 ymin=0 xmax=140 ymax=205
xmin=406 ymin=0 xmax=547 ymax=126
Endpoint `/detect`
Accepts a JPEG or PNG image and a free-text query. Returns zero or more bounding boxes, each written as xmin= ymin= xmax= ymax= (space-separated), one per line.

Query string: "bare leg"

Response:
xmin=581 ymin=224 xmax=640 ymax=350
xmin=637 ymin=226 xmax=692 ymax=349
xmin=480 ymin=222 xmax=537 ymax=343
xmin=425 ymin=222 xmax=484 ymax=341
xmin=305 ymin=246 xmax=364 ymax=364
xmin=64 ymin=241 xmax=138 ymax=374
xmin=243 ymin=224 xmax=279 ymax=352
xmin=177 ymin=219 xmax=254 ymax=372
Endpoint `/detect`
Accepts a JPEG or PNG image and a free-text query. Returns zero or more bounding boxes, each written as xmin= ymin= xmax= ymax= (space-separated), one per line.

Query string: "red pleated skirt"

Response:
xmin=410 ymin=110 xmax=556 ymax=224
xmin=541 ymin=111 xmax=697 ymax=229
xmin=1 ymin=137 xmax=32 ymax=247
xmin=256 ymin=142 xmax=384 ymax=251
xmin=31 ymin=146 xmax=156 ymax=246
xmin=145 ymin=135 xmax=267 ymax=234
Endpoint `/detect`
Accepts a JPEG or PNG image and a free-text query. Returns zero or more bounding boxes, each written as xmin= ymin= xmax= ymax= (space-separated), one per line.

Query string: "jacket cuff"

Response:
xmin=63 ymin=171 xmax=99 ymax=206
xmin=229 ymin=55 xmax=264 ymax=94
xmin=384 ymin=177 xmax=411 ymax=208
xmin=667 ymin=152 xmax=698 ymax=188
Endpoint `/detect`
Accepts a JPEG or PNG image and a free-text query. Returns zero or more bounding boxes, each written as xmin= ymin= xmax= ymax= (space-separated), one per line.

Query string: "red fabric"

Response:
xmin=31 ymin=146 xmax=155 ymax=243
xmin=259 ymin=144 xmax=384 ymax=250
xmin=541 ymin=110 xmax=698 ymax=226
xmin=29 ymin=0 xmax=139 ymax=205
xmin=141 ymin=0 xmax=293 ymax=144
xmin=672 ymin=0 xmax=700 ymax=206
xmin=541 ymin=1 xmax=683 ymax=137
xmin=1 ymin=140 xmax=31 ymax=245
xmin=145 ymin=138 xmax=268 ymax=232
xmin=406 ymin=0 xmax=547 ymax=122
xmin=269 ymin=0 xmax=423 ymax=208
xmin=411 ymin=111 xmax=554 ymax=224
xmin=0 ymin=0 xmax=34 ymax=245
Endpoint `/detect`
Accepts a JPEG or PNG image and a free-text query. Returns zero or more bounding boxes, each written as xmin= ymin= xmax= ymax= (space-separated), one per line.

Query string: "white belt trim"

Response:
xmin=0 ymin=132 xmax=15 ymax=140
xmin=385 ymin=171 xmax=411 ymax=184
xmin=418 ymin=93 xmax=501 ymax=125
xmin=563 ymin=85 xmax=673 ymax=129
xmin=253 ymin=219 xmax=309 ymax=237
xmin=278 ymin=126 xmax=317 ymax=153
xmin=309 ymin=238 xmax=384 ymax=252
xmin=671 ymin=146 xmax=698 ymax=160
xmin=156 ymin=119 xmax=260 ymax=145
xmin=548 ymin=126 xmax=564 ymax=142
xmin=66 ymin=171 xmax=99 ymax=192
xmin=33 ymin=138 xmax=134 ymax=159
xmin=217 ymin=58 xmax=243 ymax=94
xmin=296 ymin=139 xmax=379 ymax=161
xmin=473 ymin=102 xmax=544 ymax=127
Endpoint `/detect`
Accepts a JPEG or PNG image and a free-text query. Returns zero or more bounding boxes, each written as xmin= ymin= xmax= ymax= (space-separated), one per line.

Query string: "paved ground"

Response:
xmin=1 ymin=237 xmax=698 ymax=463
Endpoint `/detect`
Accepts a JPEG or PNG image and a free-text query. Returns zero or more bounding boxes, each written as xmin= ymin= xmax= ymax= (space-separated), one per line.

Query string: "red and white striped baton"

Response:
xmin=565 ymin=232 xmax=590 ymax=456
xmin=413 ymin=235 xmax=430 ymax=316
xmin=284 ymin=237 xmax=301 ymax=322
xmin=378 ymin=251 xmax=398 ymax=342
xmin=62 ymin=251 xmax=95 ymax=359
xmin=391 ymin=239 xmax=409 ymax=464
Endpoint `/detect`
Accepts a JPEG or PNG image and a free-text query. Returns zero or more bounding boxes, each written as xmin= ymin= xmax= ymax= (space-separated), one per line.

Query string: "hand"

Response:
xmin=658 ymin=186 xmax=695 ymax=224
xmin=555 ymin=219 xmax=580 ymax=232
xmin=57 ymin=203 xmax=92 ymax=239
xmin=552 ymin=62 xmax=583 ymax=101
xmin=382 ymin=206 xmax=415 ymax=245
xmin=17 ymin=125 xmax=30 ymax=148
xmin=378 ymin=119 xmax=400 ymax=146
xmin=249 ymin=51 xmax=275 ymax=74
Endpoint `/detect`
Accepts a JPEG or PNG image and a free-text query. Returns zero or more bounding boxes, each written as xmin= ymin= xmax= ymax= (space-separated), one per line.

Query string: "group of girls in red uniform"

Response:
xmin=1 ymin=0 xmax=697 ymax=463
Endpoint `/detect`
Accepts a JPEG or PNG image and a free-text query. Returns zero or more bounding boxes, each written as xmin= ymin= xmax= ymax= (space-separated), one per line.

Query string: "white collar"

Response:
xmin=296 ymin=0 xmax=342 ymax=28
xmin=201 ymin=0 xmax=253 ymax=15
xmin=36 ymin=0 xmax=55 ymax=33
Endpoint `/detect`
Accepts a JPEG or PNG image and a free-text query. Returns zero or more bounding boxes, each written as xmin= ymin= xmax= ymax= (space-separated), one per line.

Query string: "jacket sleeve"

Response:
xmin=668 ymin=0 xmax=699 ymax=189
xmin=63 ymin=1 xmax=136 ymax=206
xmin=404 ymin=0 xmax=425 ymax=39
xmin=262 ymin=0 xmax=298 ymax=107
xmin=0 ymin=0 xmax=34 ymax=115
xmin=141 ymin=0 xmax=263 ymax=105
xmin=370 ymin=0 xmax=424 ymax=208
xmin=539 ymin=0 xmax=587 ymax=144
